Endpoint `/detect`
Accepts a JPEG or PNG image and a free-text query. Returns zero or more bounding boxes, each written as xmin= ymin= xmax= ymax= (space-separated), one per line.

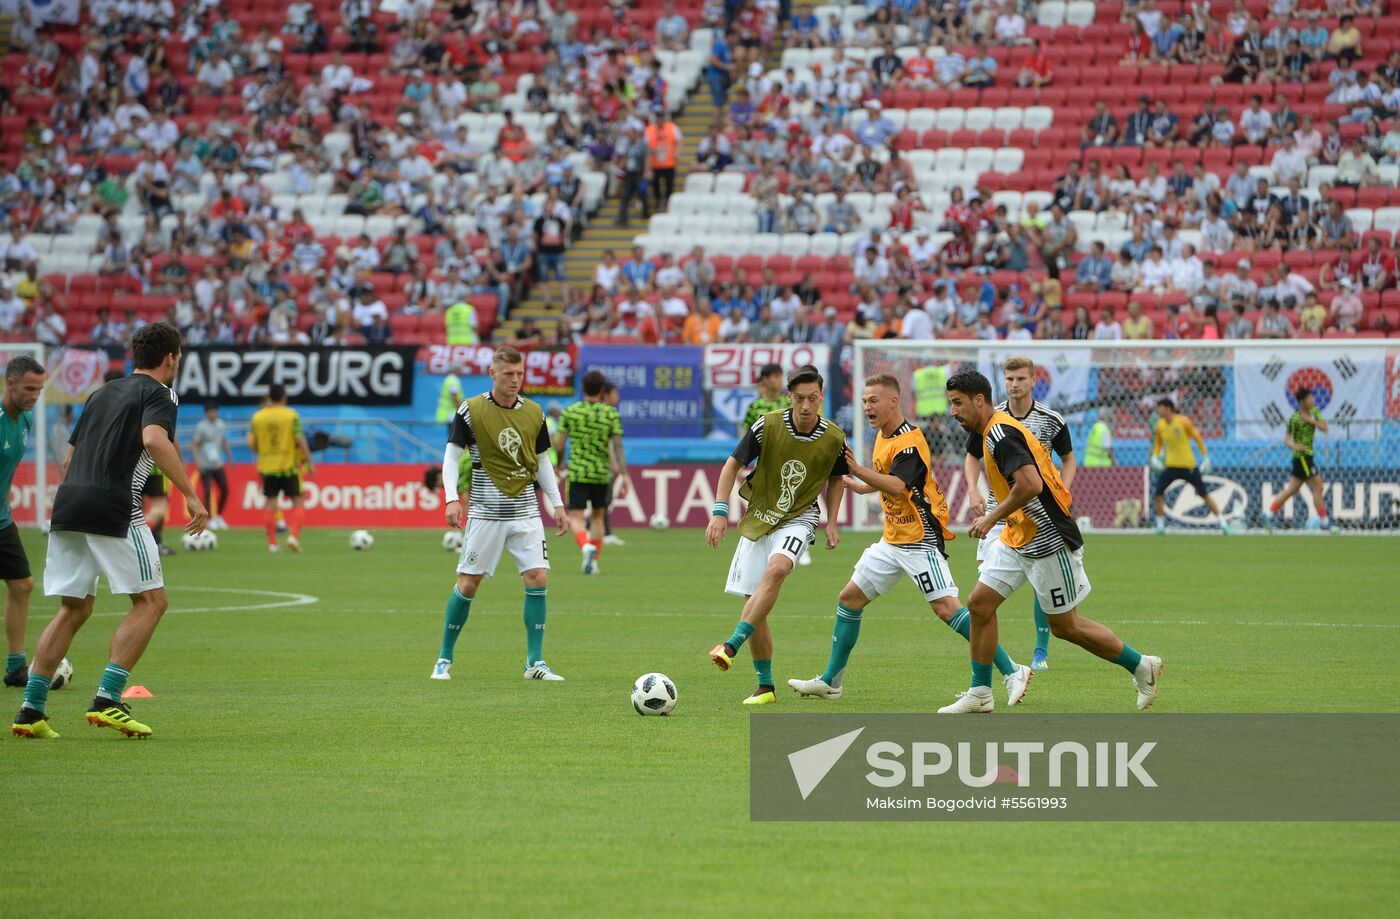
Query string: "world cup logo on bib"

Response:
xmin=776 ymin=459 xmax=807 ymax=513
xmin=498 ymin=427 xmax=524 ymax=466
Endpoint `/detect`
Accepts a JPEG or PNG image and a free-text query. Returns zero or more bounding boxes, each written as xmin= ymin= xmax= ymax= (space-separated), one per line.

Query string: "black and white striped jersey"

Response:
xmin=732 ymin=410 xmax=850 ymax=528
xmin=967 ymin=400 xmax=1072 ymax=515
xmin=50 ymin=374 xmax=179 ymax=539
xmin=449 ymin=393 xmax=551 ymax=521
xmin=983 ymin=422 xmax=1082 ymax=558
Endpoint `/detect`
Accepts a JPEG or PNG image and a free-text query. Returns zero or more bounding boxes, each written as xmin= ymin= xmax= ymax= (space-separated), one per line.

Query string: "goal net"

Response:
xmin=850 ymin=340 xmax=1400 ymax=534
xmin=0 ymin=343 xmax=51 ymax=529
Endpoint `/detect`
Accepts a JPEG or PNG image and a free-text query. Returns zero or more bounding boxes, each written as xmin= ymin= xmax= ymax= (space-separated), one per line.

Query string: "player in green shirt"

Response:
xmin=555 ymin=371 xmax=626 ymax=575
xmin=1268 ymin=386 xmax=1334 ymax=532
xmin=0 ymin=356 xmax=45 ymax=687
xmin=740 ymin=363 xmax=790 ymax=433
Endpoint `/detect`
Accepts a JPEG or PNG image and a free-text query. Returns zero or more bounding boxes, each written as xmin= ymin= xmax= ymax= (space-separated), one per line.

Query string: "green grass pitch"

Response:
xmin=4 ymin=527 xmax=1397 ymax=917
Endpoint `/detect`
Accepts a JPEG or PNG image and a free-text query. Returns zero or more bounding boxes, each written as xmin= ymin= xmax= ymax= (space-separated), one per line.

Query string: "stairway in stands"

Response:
xmin=493 ymin=87 xmax=719 ymax=342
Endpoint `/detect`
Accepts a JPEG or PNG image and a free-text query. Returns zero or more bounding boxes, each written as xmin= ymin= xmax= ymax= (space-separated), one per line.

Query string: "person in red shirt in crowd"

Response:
xmin=496 ymin=111 xmax=533 ymax=163
xmin=262 ymin=225 xmax=293 ymax=268
xmin=940 ymin=224 xmax=973 ymax=272
xmin=612 ymin=303 xmax=660 ymax=344
xmin=1017 ymin=38 xmax=1054 ymax=87
xmin=286 ymin=209 xmax=316 ymax=244
xmin=210 ymin=189 xmax=247 ymax=220
xmin=1319 ymin=243 xmax=1358 ymax=290
xmin=888 ymin=186 xmax=925 ymax=232
xmin=943 ymin=186 xmax=973 ymax=231
xmin=902 ymin=44 xmax=936 ymax=87
xmin=16 ymin=50 xmax=56 ymax=96
xmin=1357 ymin=235 xmax=1394 ymax=291
xmin=1122 ymin=19 xmax=1151 ymax=64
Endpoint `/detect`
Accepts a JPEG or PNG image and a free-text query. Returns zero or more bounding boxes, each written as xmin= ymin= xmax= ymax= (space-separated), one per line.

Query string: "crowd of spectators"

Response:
xmin=0 ymin=0 xmax=716 ymax=346
xmin=597 ymin=0 xmax=1398 ymax=345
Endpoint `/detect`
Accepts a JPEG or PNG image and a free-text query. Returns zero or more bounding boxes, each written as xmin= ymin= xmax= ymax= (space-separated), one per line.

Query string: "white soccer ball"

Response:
xmin=51 ymin=657 xmax=73 ymax=691
xmin=442 ymin=530 xmax=464 ymax=552
xmin=631 ymin=672 xmax=677 ymax=716
xmin=1076 ymin=515 xmax=1093 ymax=532
xmin=649 ymin=512 xmax=670 ymax=530
xmin=197 ymin=530 xmax=218 ymax=551
xmin=350 ymin=529 xmax=375 ymax=550
xmin=182 ymin=531 xmax=201 ymax=551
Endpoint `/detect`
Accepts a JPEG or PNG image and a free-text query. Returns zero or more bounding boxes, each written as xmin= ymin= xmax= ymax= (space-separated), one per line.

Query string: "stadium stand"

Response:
xmin=1 ymin=0 xmax=1397 ymax=347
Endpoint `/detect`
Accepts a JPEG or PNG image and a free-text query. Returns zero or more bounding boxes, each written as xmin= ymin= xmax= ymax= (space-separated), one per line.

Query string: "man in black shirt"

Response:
xmin=13 ymin=323 xmax=209 ymax=741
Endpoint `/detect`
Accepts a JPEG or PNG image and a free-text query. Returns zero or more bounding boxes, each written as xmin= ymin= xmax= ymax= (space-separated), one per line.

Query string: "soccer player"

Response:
xmin=788 ymin=375 xmax=1031 ymax=705
xmin=191 ymin=403 xmax=231 ymax=530
xmin=601 ymin=382 xmax=625 ymax=547
xmin=740 ymin=362 xmax=790 ymax=433
xmin=938 ymin=369 xmax=1161 ymax=714
xmin=143 ymin=468 xmax=172 ymax=556
xmin=555 ymin=370 xmax=626 ymax=575
xmin=963 ymin=356 xmax=1075 ymax=671
xmin=432 ymin=346 xmax=568 ymax=682
xmin=1268 ymin=386 xmax=1334 ymax=532
xmin=1150 ymin=398 xmax=1230 ymax=534
xmin=0 ymin=357 xmax=45 ymax=688
xmin=706 ymin=365 xmax=847 ymax=705
xmin=12 ymin=323 xmax=209 ymax=739
xmin=249 ymin=384 xmax=313 ymax=553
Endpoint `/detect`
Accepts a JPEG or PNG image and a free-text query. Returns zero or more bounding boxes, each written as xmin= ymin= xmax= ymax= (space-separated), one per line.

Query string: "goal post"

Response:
xmin=849 ymin=339 xmax=1400 ymax=534
xmin=0 ymin=343 xmax=48 ymax=529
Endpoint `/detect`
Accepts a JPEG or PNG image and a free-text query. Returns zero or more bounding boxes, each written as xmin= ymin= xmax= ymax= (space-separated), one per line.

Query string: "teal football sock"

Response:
xmin=725 ymin=620 xmax=755 ymax=654
xmin=820 ymin=603 xmax=863 ymax=688
xmin=22 ymin=673 xmax=50 ymax=714
xmin=753 ymin=659 xmax=773 ymax=689
xmin=6 ymin=652 xmax=24 ymax=674
xmin=971 ymin=661 xmax=994 ymax=690
xmin=946 ymin=608 xmax=1017 ymax=676
xmin=96 ymin=663 xmax=129 ymax=702
xmin=524 ymin=587 xmax=547 ymax=667
xmin=439 ymin=588 xmax=473 ymax=661
xmin=1033 ymin=596 xmax=1050 ymax=655
xmin=1113 ymin=644 xmax=1143 ymax=674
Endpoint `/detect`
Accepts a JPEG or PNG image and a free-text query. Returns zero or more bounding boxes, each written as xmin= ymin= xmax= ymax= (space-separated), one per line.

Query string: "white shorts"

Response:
xmin=975 ymin=521 xmax=1006 ymax=563
xmin=851 ymin=540 xmax=959 ymax=603
xmin=44 ymin=526 xmax=164 ymax=598
xmin=459 ymin=517 xmax=550 ymax=577
xmin=978 ymin=539 xmax=1091 ymax=615
xmin=724 ymin=519 xmax=814 ymax=597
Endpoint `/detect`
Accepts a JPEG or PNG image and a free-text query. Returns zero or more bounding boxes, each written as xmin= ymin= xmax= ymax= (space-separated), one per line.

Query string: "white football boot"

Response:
xmin=1133 ymin=655 xmax=1164 ymax=710
xmin=787 ymin=675 xmax=843 ymax=699
xmin=1003 ymin=664 xmax=1033 ymax=706
xmin=524 ymin=661 xmax=565 ymax=681
xmin=430 ymin=659 xmax=452 ymax=681
xmin=937 ymin=687 xmax=994 ymax=714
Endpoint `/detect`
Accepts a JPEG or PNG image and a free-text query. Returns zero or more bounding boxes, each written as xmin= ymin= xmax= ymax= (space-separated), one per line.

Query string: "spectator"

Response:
xmin=1256 ymin=300 xmax=1297 ymax=338
xmin=620 ymin=246 xmax=655 ymax=292
xmin=682 ymin=296 xmax=722 ymax=344
xmin=1016 ymin=38 xmax=1053 ymax=87
xmin=1330 ymin=279 xmax=1365 ymax=332
xmin=720 ymin=305 xmax=750 ymax=343
xmin=1123 ymin=301 xmax=1154 ymax=339
xmin=1239 ymin=95 xmax=1273 ymax=145
xmin=1335 ymin=138 xmax=1379 ymax=187
xmin=785 ymin=189 xmax=820 ymax=235
xmin=1298 ymin=293 xmax=1328 ymax=335
xmin=1092 ymin=307 xmax=1123 ymax=340
xmin=656 ymin=0 xmax=690 ymax=51
xmin=1082 ymin=101 xmax=1120 ymax=148
xmin=1224 ymin=303 xmax=1254 ymax=339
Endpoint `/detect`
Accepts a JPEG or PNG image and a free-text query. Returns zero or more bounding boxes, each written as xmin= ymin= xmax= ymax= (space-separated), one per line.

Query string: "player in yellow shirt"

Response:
xmin=248 ymin=384 xmax=314 ymax=552
xmin=1150 ymin=398 xmax=1229 ymax=535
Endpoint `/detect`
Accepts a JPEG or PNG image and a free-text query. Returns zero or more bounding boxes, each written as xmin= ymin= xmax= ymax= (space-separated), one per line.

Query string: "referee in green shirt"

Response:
xmin=556 ymin=370 xmax=627 ymax=574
